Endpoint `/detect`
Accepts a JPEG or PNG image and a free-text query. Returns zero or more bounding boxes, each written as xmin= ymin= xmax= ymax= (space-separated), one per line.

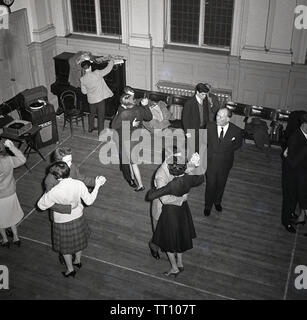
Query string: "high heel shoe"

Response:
xmin=62 ymin=270 xmax=76 ymax=278
xmin=73 ymin=262 xmax=82 ymax=269
xmin=0 ymin=241 xmax=10 ymax=249
xmin=13 ymin=240 xmax=21 ymax=247
xmin=134 ymin=186 xmax=145 ymax=192
xmin=178 ymin=266 xmax=184 ymax=272
xmin=163 ymin=270 xmax=180 ymax=278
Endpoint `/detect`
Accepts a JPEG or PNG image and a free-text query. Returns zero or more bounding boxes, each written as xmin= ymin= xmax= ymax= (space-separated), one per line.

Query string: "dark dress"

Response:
xmin=112 ymin=104 xmax=152 ymax=164
xmin=151 ymin=174 xmax=204 ymax=253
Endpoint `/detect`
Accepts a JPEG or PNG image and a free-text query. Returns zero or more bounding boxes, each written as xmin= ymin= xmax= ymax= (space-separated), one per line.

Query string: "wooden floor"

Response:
xmin=1 ymin=116 xmax=307 ymax=300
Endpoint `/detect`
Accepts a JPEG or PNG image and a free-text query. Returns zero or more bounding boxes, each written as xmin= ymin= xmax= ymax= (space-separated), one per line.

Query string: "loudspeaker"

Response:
xmin=53 ymin=52 xmax=75 ymax=84
xmin=22 ymin=103 xmax=59 ymax=148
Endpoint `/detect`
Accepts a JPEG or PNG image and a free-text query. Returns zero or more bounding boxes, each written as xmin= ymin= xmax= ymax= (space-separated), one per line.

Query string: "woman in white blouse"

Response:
xmin=38 ymin=161 xmax=106 ymax=278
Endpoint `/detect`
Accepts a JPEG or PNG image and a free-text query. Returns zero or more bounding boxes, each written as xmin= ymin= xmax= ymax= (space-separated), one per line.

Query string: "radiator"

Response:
xmin=156 ymin=80 xmax=232 ymax=119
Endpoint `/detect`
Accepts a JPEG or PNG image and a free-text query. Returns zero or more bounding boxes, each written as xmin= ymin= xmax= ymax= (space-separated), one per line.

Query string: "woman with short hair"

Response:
xmin=38 ymin=161 xmax=106 ymax=277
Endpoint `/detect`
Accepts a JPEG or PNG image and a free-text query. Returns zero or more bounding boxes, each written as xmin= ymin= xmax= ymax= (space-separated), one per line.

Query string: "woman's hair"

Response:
xmin=120 ymin=94 xmax=134 ymax=108
xmin=167 ymin=155 xmax=187 ymax=176
xmin=123 ymin=86 xmax=135 ymax=96
xmin=53 ymin=147 xmax=72 ymax=161
xmin=81 ymin=60 xmax=92 ymax=70
xmin=49 ymin=161 xmax=70 ymax=180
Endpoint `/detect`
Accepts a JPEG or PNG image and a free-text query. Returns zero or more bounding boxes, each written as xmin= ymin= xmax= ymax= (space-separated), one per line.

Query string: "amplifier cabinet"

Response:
xmin=21 ymin=103 xmax=59 ymax=148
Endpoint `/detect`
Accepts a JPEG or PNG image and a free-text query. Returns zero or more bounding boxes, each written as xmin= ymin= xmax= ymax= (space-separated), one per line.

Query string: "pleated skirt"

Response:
xmin=152 ymin=201 xmax=196 ymax=253
xmin=52 ymin=216 xmax=90 ymax=255
xmin=0 ymin=193 xmax=24 ymax=228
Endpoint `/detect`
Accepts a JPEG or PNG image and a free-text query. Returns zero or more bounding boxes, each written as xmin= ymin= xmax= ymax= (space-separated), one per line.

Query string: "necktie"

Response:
xmin=219 ymin=127 xmax=224 ymax=141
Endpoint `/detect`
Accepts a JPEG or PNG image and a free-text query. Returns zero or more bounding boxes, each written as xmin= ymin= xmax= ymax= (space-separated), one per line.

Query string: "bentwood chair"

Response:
xmin=60 ymin=90 xmax=85 ymax=135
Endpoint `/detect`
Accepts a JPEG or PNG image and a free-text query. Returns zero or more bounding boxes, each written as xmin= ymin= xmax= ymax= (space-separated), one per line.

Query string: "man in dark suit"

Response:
xmin=182 ymin=83 xmax=220 ymax=153
xmin=281 ymin=113 xmax=307 ymax=233
xmin=204 ymin=108 xmax=243 ymax=216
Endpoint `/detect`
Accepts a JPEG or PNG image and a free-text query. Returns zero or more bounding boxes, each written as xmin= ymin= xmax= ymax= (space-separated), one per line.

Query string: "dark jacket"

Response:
xmin=182 ymin=94 xmax=220 ymax=131
xmin=286 ymin=128 xmax=307 ymax=171
xmin=111 ymin=105 xmax=153 ymax=135
xmin=147 ymin=174 xmax=204 ymax=201
xmin=207 ymin=121 xmax=243 ymax=171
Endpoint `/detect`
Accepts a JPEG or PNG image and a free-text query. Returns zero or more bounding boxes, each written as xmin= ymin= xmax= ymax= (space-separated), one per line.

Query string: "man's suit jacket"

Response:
xmin=207 ymin=121 xmax=243 ymax=172
xmin=80 ymin=60 xmax=114 ymax=104
xmin=283 ymin=128 xmax=307 ymax=209
xmin=182 ymin=93 xmax=220 ymax=131
xmin=286 ymin=128 xmax=307 ymax=172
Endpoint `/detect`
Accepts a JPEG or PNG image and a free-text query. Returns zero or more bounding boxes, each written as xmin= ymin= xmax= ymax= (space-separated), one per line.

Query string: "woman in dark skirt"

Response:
xmin=150 ymin=155 xmax=204 ymax=277
xmin=111 ymin=90 xmax=153 ymax=191
xmin=38 ymin=162 xmax=106 ymax=277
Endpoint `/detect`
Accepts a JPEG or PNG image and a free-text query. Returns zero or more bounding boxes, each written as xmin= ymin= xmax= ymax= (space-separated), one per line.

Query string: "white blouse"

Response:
xmin=38 ymin=178 xmax=98 ymax=223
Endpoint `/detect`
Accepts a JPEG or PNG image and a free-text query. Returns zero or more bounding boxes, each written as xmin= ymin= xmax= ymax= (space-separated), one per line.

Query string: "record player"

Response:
xmin=3 ymin=120 xmax=32 ymax=137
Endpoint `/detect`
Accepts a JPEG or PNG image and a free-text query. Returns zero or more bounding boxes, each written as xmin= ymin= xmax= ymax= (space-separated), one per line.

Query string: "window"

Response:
xmin=169 ymin=0 xmax=234 ymax=49
xmin=70 ymin=0 xmax=121 ymax=37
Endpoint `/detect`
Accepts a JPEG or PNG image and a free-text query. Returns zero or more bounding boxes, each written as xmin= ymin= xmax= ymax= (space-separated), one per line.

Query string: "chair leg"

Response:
xmin=81 ymin=117 xmax=85 ymax=133
xmin=69 ymin=120 xmax=73 ymax=136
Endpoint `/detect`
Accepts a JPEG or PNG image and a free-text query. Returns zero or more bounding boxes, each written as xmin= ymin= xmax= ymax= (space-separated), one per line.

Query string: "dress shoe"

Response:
xmin=214 ymin=204 xmax=223 ymax=212
xmin=148 ymin=242 xmax=160 ymax=260
xmin=13 ymin=240 xmax=21 ymax=247
xmin=204 ymin=208 xmax=211 ymax=216
xmin=73 ymin=262 xmax=82 ymax=269
xmin=88 ymin=128 xmax=94 ymax=133
xmin=134 ymin=186 xmax=145 ymax=192
xmin=163 ymin=270 xmax=180 ymax=278
xmin=178 ymin=266 xmax=184 ymax=272
xmin=0 ymin=241 xmax=10 ymax=248
xmin=62 ymin=270 xmax=76 ymax=278
xmin=129 ymin=180 xmax=137 ymax=188
xmin=284 ymin=224 xmax=296 ymax=233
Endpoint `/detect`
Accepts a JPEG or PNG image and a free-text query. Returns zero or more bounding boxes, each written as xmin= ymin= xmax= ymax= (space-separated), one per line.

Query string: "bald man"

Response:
xmin=204 ymin=108 xmax=243 ymax=216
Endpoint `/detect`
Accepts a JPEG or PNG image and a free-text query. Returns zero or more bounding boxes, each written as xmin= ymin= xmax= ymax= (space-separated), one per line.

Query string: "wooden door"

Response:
xmin=0 ymin=9 xmax=32 ymax=102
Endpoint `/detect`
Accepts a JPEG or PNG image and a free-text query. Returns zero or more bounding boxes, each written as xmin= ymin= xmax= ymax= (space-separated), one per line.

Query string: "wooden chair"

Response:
xmin=60 ymin=90 xmax=85 ymax=135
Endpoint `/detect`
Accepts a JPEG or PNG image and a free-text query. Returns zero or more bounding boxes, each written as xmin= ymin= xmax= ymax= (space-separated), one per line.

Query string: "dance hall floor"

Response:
xmin=1 ymin=116 xmax=307 ymax=300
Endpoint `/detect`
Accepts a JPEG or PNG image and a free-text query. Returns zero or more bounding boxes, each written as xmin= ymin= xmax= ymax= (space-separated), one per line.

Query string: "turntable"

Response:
xmin=3 ymin=120 xmax=32 ymax=137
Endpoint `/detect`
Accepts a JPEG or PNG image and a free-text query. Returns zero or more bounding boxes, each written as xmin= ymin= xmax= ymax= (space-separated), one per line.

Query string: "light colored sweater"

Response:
xmin=38 ymin=178 xmax=99 ymax=223
xmin=0 ymin=146 xmax=26 ymax=199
